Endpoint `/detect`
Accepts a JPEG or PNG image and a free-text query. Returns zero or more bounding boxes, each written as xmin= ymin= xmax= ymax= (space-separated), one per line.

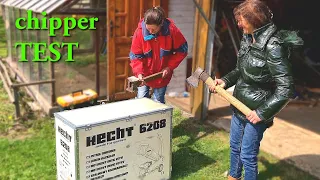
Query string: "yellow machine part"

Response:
xmin=57 ymin=89 xmax=98 ymax=108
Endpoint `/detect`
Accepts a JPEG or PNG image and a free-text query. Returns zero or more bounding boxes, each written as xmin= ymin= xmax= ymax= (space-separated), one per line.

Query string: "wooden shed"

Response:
xmin=0 ymin=0 xmax=210 ymax=119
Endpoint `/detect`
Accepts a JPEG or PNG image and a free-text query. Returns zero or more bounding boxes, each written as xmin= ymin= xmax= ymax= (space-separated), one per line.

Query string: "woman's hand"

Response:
xmin=246 ymin=110 xmax=262 ymax=124
xmin=208 ymin=79 xmax=226 ymax=93
xmin=137 ymin=74 xmax=145 ymax=86
xmin=162 ymin=67 xmax=171 ymax=78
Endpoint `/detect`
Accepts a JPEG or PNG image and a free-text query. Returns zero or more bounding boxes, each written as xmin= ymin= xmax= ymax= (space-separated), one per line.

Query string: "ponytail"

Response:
xmin=144 ymin=6 xmax=166 ymax=26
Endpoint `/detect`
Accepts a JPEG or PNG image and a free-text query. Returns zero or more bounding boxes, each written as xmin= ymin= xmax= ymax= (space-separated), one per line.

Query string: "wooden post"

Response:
xmin=12 ymin=8 xmax=18 ymax=61
xmin=160 ymin=0 xmax=169 ymax=17
xmin=139 ymin=0 xmax=144 ymax=19
xmin=191 ymin=0 xmax=213 ymax=120
xmin=36 ymin=14 xmax=42 ymax=92
xmin=153 ymin=0 xmax=160 ymax=7
xmin=19 ymin=9 xmax=23 ymax=67
xmin=107 ymin=0 xmax=115 ymax=101
xmin=95 ymin=22 xmax=100 ymax=95
xmin=13 ymin=87 xmax=20 ymax=119
xmin=48 ymin=15 xmax=55 ymax=106
xmin=11 ymin=79 xmax=56 ymax=119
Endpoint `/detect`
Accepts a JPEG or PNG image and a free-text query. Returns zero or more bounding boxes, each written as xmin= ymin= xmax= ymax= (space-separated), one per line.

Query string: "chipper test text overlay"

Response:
xmin=14 ymin=10 xmax=99 ymax=62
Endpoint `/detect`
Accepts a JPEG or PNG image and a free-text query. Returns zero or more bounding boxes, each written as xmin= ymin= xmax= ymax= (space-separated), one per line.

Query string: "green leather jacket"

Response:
xmin=221 ymin=23 xmax=303 ymax=125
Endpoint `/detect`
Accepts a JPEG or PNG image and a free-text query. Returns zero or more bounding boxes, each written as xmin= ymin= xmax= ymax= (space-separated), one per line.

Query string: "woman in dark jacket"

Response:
xmin=209 ymin=0 xmax=303 ymax=179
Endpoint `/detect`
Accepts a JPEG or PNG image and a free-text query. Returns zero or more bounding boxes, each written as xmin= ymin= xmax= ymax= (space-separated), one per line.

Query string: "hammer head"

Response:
xmin=126 ymin=72 xmax=163 ymax=93
xmin=186 ymin=67 xmax=210 ymax=87
xmin=126 ymin=76 xmax=141 ymax=93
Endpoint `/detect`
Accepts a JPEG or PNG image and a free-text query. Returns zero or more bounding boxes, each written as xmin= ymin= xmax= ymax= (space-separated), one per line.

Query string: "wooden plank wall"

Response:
xmin=191 ymin=0 xmax=213 ymax=120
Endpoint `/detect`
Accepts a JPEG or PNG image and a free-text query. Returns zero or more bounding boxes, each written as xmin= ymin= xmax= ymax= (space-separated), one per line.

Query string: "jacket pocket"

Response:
xmin=250 ymin=50 xmax=265 ymax=59
xmin=160 ymin=48 xmax=172 ymax=60
xmin=250 ymin=57 xmax=266 ymax=68
xmin=143 ymin=50 xmax=152 ymax=68
xmin=237 ymin=48 xmax=247 ymax=58
xmin=244 ymin=56 xmax=269 ymax=82
xmin=244 ymin=89 xmax=270 ymax=109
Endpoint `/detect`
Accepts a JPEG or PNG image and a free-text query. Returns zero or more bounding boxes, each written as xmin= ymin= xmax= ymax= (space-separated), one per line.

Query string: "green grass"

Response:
xmin=0 ymin=118 xmax=56 ymax=180
xmin=0 ymin=79 xmax=57 ymax=179
xmin=0 ymin=81 xmax=15 ymax=133
xmin=170 ymin=110 xmax=318 ymax=180
xmin=0 ymin=92 xmax=317 ymax=180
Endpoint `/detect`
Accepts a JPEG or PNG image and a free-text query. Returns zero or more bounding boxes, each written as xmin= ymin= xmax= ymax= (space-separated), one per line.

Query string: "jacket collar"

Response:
xmin=244 ymin=23 xmax=277 ymax=50
xmin=141 ymin=19 xmax=171 ymax=41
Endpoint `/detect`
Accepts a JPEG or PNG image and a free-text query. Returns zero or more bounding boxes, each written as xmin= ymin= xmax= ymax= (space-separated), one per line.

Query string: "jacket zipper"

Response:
xmin=153 ymin=37 xmax=160 ymax=73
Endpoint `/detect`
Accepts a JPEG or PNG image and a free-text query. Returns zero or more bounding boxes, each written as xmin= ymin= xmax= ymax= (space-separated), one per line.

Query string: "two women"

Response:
xmin=131 ymin=1 xmax=303 ymax=179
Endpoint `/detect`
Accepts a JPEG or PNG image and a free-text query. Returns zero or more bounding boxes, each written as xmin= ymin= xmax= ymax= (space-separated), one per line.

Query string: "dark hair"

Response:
xmin=234 ymin=0 xmax=273 ymax=29
xmin=144 ymin=6 xmax=166 ymax=26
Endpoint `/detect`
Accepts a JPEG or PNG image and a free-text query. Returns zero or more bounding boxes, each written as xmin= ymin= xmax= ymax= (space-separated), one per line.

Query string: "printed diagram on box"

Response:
xmin=58 ymin=159 xmax=73 ymax=180
xmin=128 ymin=133 xmax=165 ymax=179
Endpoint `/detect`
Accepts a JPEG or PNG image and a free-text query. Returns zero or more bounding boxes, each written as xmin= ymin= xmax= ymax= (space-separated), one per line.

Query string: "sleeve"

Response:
xmin=255 ymin=42 xmax=295 ymax=121
xmin=129 ymin=28 xmax=145 ymax=76
xmin=220 ymin=38 xmax=246 ymax=89
xmin=220 ymin=60 xmax=240 ymax=89
xmin=167 ymin=25 xmax=188 ymax=71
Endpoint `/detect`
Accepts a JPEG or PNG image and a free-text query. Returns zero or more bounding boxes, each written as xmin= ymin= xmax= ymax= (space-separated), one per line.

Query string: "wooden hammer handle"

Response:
xmin=143 ymin=72 xmax=163 ymax=82
xmin=205 ymin=77 xmax=252 ymax=116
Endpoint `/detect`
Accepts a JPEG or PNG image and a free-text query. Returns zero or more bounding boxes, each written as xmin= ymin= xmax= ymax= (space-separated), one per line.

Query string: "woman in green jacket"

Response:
xmin=209 ymin=0 xmax=303 ymax=179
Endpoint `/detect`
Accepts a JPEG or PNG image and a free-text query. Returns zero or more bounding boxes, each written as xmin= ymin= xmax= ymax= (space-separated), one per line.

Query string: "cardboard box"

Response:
xmin=54 ymin=98 xmax=173 ymax=180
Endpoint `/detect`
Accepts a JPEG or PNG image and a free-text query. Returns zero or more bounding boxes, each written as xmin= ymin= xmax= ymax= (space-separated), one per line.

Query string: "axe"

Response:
xmin=187 ymin=67 xmax=251 ymax=116
xmin=126 ymin=72 xmax=163 ymax=93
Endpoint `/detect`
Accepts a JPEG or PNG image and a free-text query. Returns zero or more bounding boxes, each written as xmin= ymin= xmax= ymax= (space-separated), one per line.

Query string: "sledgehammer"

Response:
xmin=186 ymin=67 xmax=251 ymax=116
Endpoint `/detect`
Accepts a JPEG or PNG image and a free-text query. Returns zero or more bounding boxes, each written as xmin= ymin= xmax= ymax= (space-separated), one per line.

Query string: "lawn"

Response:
xmin=0 ymin=81 xmax=318 ymax=180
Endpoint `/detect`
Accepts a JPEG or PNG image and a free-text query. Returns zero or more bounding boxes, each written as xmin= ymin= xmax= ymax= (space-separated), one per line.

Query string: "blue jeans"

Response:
xmin=136 ymin=85 xmax=167 ymax=104
xmin=229 ymin=114 xmax=268 ymax=180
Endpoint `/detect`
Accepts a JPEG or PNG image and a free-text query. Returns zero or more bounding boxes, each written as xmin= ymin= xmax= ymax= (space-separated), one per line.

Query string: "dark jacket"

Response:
xmin=221 ymin=23 xmax=303 ymax=125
